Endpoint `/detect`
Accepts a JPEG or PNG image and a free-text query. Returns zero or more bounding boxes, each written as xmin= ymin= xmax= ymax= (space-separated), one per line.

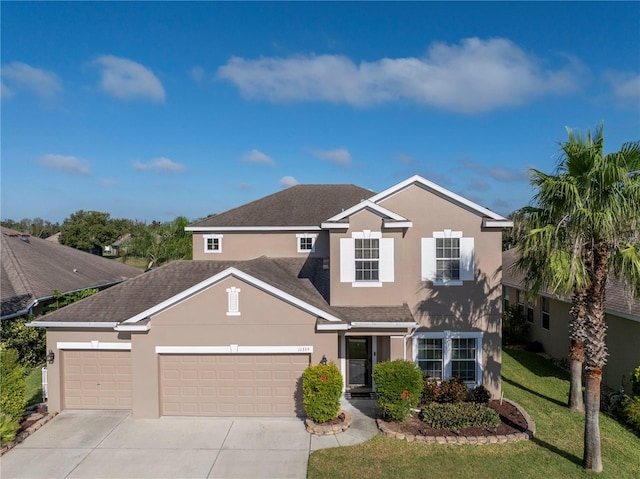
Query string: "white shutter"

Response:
xmin=340 ymin=238 xmax=355 ymax=283
xmin=379 ymin=238 xmax=394 ymax=282
xmin=460 ymin=237 xmax=475 ymax=281
xmin=421 ymin=238 xmax=436 ymax=281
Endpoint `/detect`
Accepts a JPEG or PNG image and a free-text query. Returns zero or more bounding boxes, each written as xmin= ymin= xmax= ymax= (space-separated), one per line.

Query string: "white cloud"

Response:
xmin=279 ymin=176 xmax=299 ymax=188
xmin=133 ymin=157 xmax=185 ymax=173
xmin=308 ymin=148 xmax=351 ymax=165
xmin=459 ymin=158 xmax=527 ymax=182
xmin=217 ymin=37 xmax=584 ymax=113
xmin=243 ymin=149 xmax=275 ymax=166
xmin=92 ymin=55 xmax=165 ymax=102
xmin=1 ymin=62 xmax=61 ymax=99
xmin=396 ymin=153 xmax=414 ymax=164
xmin=1 ymin=82 xmax=14 ymax=99
xmin=38 ymin=154 xmax=90 ymax=175
xmin=190 ymin=66 xmax=205 ymax=82
xmin=605 ymin=71 xmax=640 ymax=104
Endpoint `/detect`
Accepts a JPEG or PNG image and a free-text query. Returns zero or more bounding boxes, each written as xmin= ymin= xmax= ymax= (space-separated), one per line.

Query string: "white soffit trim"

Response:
xmin=316 ymin=323 xmax=349 ymax=330
xmin=483 ymin=219 xmax=514 ymax=228
xmin=115 ymin=323 xmax=150 ymax=332
xmin=321 ymin=222 xmax=350 ymax=229
xmin=123 ymin=267 xmax=343 ymax=324
xmin=156 ymin=345 xmax=314 ymax=354
xmin=57 ymin=341 xmax=132 ymax=350
xmin=185 ymin=226 xmax=322 ymax=232
xmin=27 ymin=321 xmax=119 ymax=329
xmin=383 ymin=221 xmax=413 ymax=228
xmin=350 ymin=322 xmax=419 ymax=328
xmin=369 ymin=175 xmax=508 ymax=221
xmin=324 ymin=200 xmax=409 ymax=223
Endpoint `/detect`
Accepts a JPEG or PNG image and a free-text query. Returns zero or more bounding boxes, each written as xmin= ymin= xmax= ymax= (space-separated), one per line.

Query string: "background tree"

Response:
xmin=59 ymin=210 xmax=120 ymax=255
xmin=517 ymin=124 xmax=640 ymax=472
xmin=1 ymin=217 xmax=60 ymax=238
xmin=127 ymin=216 xmax=192 ymax=268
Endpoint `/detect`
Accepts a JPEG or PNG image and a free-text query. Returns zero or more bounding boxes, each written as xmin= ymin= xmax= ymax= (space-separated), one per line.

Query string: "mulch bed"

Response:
xmin=380 ymin=400 xmax=528 ymax=437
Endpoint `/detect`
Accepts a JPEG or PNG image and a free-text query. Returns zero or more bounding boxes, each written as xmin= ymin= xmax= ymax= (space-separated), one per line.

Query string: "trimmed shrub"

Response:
xmin=373 ymin=360 xmax=423 ymax=421
xmin=436 ymin=377 xmax=469 ymax=403
xmin=623 ymin=395 xmax=640 ymax=434
xmin=470 ymin=385 xmax=492 ymax=404
xmin=422 ymin=402 xmax=500 ymax=432
xmin=630 ymin=365 xmax=640 ymax=397
xmin=302 ymin=362 xmax=343 ymax=423
xmin=0 ymin=349 xmax=26 ymax=423
xmin=0 ymin=413 xmax=19 ymax=445
xmin=421 ymin=376 xmax=439 ymax=405
xmin=502 ymin=305 xmax=529 ymax=346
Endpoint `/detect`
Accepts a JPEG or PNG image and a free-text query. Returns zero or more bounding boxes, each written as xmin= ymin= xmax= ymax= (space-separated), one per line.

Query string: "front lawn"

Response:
xmin=24 ymin=364 xmax=45 ymax=407
xmin=307 ymin=349 xmax=640 ymax=479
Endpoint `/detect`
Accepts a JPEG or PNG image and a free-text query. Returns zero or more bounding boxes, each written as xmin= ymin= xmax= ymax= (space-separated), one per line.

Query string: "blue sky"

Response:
xmin=2 ymin=1 xmax=639 ymax=223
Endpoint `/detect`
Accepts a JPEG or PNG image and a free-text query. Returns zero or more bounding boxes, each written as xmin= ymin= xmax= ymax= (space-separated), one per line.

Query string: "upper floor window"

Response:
xmin=296 ymin=233 xmax=317 ymax=253
xmin=421 ymin=230 xmax=474 ymax=286
xmin=339 ymin=231 xmax=394 ymax=286
xmin=204 ymin=234 xmax=223 ymax=253
xmin=355 ymin=238 xmax=379 ymax=281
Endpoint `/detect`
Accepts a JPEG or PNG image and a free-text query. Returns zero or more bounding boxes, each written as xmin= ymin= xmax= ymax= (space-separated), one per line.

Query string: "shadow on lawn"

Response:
xmin=502 ymin=376 xmax=567 ymax=408
xmin=504 ymin=348 xmax=570 ymax=381
xmin=530 ymin=436 xmax=583 ymax=467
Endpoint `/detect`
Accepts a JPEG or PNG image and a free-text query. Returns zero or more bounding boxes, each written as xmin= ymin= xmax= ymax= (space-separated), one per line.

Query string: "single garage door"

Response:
xmin=160 ymin=354 xmax=310 ymax=416
xmin=63 ymin=350 xmax=132 ymax=409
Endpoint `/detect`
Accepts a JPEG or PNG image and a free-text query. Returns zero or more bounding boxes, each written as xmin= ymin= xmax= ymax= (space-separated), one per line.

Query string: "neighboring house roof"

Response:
xmin=45 ymin=232 xmax=61 ymax=243
xmin=187 ymin=184 xmax=375 ymax=229
xmin=30 ymin=257 xmax=417 ymax=329
xmin=502 ymin=248 xmax=640 ymax=321
xmin=1 ymin=227 xmax=143 ymax=319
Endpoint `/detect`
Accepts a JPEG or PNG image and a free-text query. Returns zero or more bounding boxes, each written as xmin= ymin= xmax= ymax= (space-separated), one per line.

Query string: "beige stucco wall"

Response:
xmin=45 ymin=329 xmax=131 ymax=413
xmin=131 ymin=276 xmax=337 ymax=418
xmin=192 ymin=231 xmax=329 ymax=260
xmin=504 ymin=286 xmax=640 ymax=391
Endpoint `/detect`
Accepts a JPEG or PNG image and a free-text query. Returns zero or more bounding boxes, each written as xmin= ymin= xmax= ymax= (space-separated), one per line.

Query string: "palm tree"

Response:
xmin=517 ymin=124 xmax=640 ymax=472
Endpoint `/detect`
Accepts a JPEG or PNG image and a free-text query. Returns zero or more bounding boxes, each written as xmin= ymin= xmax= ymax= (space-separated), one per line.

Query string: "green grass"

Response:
xmin=307 ymin=349 xmax=640 ymax=478
xmin=24 ymin=364 xmax=45 ymax=407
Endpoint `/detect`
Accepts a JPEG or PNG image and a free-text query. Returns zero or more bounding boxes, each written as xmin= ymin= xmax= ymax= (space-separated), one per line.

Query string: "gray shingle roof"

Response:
xmin=189 ymin=184 xmax=375 ymax=227
xmin=502 ymin=249 xmax=640 ymax=319
xmin=34 ymin=256 xmax=416 ymax=326
xmin=1 ymin=227 xmax=143 ymax=318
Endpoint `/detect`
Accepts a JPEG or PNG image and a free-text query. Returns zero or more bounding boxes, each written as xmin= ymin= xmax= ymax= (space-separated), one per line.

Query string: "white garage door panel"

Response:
xmin=160 ymin=354 xmax=309 ymax=417
xmin=63 ymin=350 xmax=132 ymax=410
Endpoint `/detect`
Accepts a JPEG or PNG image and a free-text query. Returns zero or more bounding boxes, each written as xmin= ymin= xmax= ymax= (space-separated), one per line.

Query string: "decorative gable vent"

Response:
xmin=226 ymin=287 xmax=241 ymax=316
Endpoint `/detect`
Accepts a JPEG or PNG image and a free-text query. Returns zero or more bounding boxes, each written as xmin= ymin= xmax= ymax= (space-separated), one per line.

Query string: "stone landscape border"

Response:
xmin=305 ymin=410 xmax=352 ymax=435
xmin=377 ymin=398 xmax=536 ymax=445
xmin=0 ymin=406 xmax=56 ymax=456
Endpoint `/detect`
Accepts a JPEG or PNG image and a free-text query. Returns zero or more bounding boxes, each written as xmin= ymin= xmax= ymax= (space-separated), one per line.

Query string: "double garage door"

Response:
xmin=62 ymin=351 xmax=309 ymax=416
xmin=159 ymin=354 xmax=310 ymax=416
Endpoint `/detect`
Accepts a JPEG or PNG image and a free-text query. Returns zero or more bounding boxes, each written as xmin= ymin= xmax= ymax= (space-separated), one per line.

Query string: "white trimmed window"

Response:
xmin=413 ymin=331 xmax=483 ymax=387
xmin=421 ymin=230 xmax=474 ymax=285
xmin=204 ymin=234 xmax=223 ymax=253
xmin=541 ymin=296 xmax=550 ymax=330
xmin=339 ymin=231 xmax=394 ymax=286
xmin=226 ymin=287 xmax=240 ymax=316
xmin=296 ymin=233 xmax=317 ymax=253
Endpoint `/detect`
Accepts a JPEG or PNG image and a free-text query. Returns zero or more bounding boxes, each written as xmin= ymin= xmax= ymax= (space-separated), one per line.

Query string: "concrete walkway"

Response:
xmin=310 ymin=397 xmax=380 ymax=452
xmin=1 ymin=399 xmax=379 ymax=479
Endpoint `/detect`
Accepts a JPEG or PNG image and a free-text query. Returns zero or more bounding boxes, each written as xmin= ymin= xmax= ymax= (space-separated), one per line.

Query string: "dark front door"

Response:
xmin=347 ymin=337 xmax=371 ymax=389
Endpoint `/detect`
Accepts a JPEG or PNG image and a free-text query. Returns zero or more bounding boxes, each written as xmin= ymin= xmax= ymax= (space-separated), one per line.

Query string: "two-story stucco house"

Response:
xmin=31 ymin=175 xmax=511 ymax=418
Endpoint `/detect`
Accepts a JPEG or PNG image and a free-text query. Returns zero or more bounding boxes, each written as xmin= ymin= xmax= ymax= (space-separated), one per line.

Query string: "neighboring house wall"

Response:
xmin=192 ymin=231 xmax=329 ymax=260
xmin=503 ymin=287 xmax=640 ymax=392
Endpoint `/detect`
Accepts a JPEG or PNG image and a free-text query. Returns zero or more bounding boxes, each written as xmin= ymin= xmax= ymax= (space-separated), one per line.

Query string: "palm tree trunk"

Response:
xmin=583 ymin=369 xmax=603 ymax=472
xmin=568 ymin=339 xmax=585 ymax=413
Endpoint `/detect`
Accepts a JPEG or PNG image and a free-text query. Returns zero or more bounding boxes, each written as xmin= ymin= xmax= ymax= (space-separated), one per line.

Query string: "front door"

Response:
xmin=346 ymin=337 xmax=371 ymax=389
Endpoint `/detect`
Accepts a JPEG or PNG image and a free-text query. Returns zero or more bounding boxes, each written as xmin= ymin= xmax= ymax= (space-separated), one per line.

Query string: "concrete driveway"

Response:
xmin=1 ymin=411 xmax=311 ymax=479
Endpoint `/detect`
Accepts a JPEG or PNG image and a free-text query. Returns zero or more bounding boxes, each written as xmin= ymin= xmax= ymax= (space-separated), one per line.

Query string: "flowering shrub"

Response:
xmin=373 ymin=360 xmax=423 ymax=421
xmin=302 ymin=362 xmax=343 ymax=423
